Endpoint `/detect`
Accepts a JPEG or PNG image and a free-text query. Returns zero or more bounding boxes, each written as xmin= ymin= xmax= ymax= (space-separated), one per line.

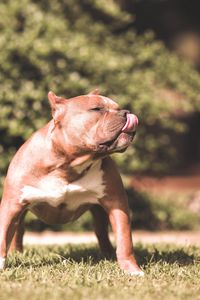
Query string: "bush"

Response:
xmin=1 ymin=0 xmax=200 ymax=190
xmin=127 ymin=189 xmax=200 ymax=231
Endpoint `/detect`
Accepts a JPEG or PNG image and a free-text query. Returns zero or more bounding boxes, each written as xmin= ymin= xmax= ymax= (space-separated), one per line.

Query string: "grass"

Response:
xmin=0 ymin=243 xmax=200 ymax=300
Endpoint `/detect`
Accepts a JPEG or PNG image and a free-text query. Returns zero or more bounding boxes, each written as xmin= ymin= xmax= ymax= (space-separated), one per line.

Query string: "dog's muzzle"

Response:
xmin=97 ymin=113 xmax=139 ymax=153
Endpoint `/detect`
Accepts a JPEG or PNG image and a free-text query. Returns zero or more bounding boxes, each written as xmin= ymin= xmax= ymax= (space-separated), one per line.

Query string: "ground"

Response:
xmin=131 ymin=173 xmax=200 ymax=194
xmin=0 ymin=243 xmax=199 ymax=300
xmin=24 ymin=230 xmax=200 ymax=246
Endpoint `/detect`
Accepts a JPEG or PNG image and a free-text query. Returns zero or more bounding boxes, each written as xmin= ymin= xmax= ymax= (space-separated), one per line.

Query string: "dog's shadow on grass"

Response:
xmin=9 ymin=244 xmax=195 ymax=269
xmin=66 ymin=245 xmax=195 ymax=267
xmin=134 ymin=245 xmax=195 ymax=267
xmin=57 ymin=245 xmax=106 ymax=263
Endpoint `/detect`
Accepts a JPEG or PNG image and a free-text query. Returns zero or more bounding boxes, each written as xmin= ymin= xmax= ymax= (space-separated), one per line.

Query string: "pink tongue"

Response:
xmin=122 ymin=114 xmax=138 ymax=132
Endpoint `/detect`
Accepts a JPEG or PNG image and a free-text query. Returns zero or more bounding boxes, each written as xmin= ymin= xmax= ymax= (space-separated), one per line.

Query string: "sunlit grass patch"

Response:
xmin=0 ymin=243 xmax=199 ymax=300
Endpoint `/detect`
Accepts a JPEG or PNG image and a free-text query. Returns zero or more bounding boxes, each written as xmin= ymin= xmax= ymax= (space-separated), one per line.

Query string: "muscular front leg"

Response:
xmin=107 ymin=207 xmax=143 ymax=275
xmin=100 ymin=157 xmax=144 ymax=276
xmin=0 ymin=185 xmax=27 ymax=269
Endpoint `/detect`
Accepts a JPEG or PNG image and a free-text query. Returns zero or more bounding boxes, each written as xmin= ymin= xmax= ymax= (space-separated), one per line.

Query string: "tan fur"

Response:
xmin=0 ymin=91 xmax=143 ymax=275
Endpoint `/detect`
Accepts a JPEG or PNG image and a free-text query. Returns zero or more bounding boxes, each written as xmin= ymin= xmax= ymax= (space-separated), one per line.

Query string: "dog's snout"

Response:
xmin=119 ymin=109 xmax=130 ymax=118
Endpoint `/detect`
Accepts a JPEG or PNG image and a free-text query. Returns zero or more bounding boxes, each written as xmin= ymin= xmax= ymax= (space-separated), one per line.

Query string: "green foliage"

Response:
xmin=0 ymin=0 xmax=200 ymax=187
xmin=0 ymin=244 xmax=200 ymax=300
xmin=127 ymin=189 xmax=200 ymax=231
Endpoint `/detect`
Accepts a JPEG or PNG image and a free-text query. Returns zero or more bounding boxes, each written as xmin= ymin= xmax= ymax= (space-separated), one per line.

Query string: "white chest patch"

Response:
xmin=20 ymin=160 xmax=105 ymax=211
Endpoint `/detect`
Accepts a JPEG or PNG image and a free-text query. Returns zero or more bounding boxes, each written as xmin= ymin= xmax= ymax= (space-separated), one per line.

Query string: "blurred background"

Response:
xmin=0 ymin=0 xmax=200 ymax=232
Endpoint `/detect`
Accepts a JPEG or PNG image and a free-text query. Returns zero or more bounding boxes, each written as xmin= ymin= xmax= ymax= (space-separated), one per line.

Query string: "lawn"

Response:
xmin=0 ymin=243 xmax=199 ymax=300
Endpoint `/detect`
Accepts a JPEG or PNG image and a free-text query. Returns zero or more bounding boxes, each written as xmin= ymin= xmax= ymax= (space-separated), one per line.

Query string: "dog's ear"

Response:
xmin=48 ymin=91 xmax=66 ymax=124
xmin=88 ymin=89 xmax=100 ymax=95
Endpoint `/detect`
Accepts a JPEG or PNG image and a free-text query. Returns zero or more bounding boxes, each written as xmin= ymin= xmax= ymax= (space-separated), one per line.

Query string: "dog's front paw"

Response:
xmin=129 ymin=269 xmax=144 ymax=277
xmin=118 ymin=258 xmax=144 ymax=277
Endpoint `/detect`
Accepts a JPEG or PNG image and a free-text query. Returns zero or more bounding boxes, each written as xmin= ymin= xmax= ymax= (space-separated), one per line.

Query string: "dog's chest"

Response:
xmin=20 ymin=160 xmax=105 ymax=210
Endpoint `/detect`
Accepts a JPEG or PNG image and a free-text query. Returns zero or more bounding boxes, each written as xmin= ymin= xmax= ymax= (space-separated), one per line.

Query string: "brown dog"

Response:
xmin=0 ymin=90 xmax=143 ymax=275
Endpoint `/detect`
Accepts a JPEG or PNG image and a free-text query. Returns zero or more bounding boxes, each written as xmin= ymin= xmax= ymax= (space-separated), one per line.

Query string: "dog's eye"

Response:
xmin=90 ymin=107 xmax=104 ymax=112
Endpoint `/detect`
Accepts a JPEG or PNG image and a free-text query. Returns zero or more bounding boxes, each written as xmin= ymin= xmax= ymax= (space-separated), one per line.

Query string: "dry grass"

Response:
xmin=0 ymin=243 xmax=199 ymax=300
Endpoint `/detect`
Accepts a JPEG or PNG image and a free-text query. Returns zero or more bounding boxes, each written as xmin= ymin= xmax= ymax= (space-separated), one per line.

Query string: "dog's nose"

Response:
xmin=119 ymin=109 xmax=130 ymax=118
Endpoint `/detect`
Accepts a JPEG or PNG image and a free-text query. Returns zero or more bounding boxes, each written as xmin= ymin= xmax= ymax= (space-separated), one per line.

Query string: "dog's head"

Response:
xmin=48 ymin=90 xmax=138 ymax=156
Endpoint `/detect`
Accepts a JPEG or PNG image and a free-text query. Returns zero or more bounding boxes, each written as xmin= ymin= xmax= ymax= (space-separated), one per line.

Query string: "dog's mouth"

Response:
xmin=98 ymin=131 xmax=136 ymax=152
xmin=98 ymin=113 xmax=138 ymax=153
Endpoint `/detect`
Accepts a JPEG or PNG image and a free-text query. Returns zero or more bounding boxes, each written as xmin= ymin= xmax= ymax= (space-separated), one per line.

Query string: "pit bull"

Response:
xmin=0 ymin=89 xmax=144 ymax=276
